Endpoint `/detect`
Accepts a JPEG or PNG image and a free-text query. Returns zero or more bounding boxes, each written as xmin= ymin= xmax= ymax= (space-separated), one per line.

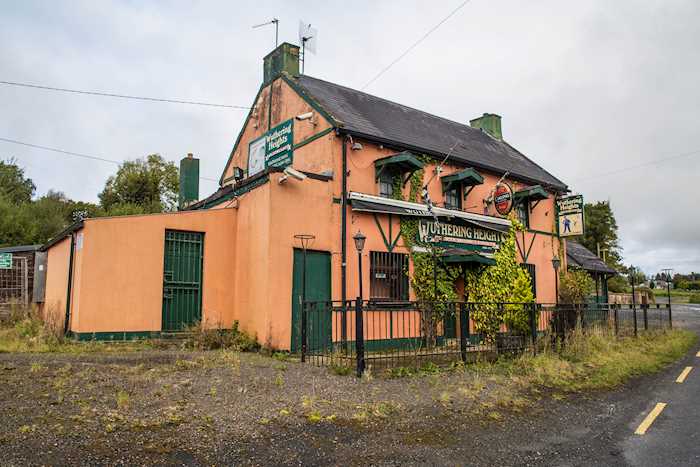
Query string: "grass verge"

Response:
xmin=509 ymin=328 xmax=697 ymax=391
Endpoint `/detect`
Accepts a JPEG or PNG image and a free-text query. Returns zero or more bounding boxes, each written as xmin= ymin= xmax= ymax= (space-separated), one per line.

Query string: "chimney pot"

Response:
xmin=469 ymin=113 xmax=502 ymax=140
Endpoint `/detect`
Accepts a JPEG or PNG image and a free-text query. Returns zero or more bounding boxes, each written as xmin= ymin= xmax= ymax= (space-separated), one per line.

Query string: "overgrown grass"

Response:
xmin=183 ymin=321 xmax=259 ymax=352
xmin=510 ymin=328 xmax=697 ymax=391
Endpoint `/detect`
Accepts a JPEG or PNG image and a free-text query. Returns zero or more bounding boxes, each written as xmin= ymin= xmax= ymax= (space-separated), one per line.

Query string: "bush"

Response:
xmin=689 ymin=294 xmax=700 ymax=304
xmin=559 ymin=269 xmax=595 ymax=303
xmin=184 ymin=321 xmax=259 ymax=351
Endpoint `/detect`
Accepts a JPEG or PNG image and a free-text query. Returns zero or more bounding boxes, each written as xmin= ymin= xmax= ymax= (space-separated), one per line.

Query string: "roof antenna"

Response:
xmin=298 ymin=21 xmax=318 ymax=74
xmin=253 ymin=18 xmax=280 ymax=47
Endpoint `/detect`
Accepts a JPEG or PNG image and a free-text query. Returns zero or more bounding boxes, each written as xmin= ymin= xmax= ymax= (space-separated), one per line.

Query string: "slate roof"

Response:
xmin=295 ymin=75 xmax=568 ymax=191
xmin=566 ymin=241 xmax=617 ymax=275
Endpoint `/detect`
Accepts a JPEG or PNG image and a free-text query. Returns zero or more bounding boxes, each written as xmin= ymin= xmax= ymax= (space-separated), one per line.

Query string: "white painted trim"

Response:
xmin=348 ymin=191 xmax=511 ymax=227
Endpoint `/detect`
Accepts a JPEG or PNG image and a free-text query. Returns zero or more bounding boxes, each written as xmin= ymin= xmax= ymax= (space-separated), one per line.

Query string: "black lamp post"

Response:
xmin=662 ymin=268 xmax=673 ymax=328
xmin=551 ymin=256 xmax=561 ymax=304
xmin=353 ymin=231 xmax=366 ymax=300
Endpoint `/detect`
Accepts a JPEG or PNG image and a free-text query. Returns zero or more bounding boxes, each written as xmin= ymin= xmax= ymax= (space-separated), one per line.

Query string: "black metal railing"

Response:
xmin=298 ymin=301 xmax=673 ymax=376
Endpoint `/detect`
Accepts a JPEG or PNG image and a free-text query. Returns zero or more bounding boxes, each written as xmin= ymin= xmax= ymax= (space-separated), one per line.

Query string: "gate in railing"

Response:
xmin=299 ymin=300 xmax=672 ymax=376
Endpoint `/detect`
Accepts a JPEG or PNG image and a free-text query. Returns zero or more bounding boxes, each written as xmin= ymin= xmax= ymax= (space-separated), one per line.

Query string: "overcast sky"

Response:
xmin=1 ymin=1 xmax=699 ymax=274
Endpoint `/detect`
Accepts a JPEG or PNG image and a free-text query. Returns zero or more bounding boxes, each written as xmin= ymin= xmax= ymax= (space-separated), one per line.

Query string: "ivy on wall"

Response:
xmin=391 ymin=163 xmax=534 ymax=342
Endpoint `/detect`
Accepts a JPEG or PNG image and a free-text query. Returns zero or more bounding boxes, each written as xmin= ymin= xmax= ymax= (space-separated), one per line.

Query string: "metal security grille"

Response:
xmin=370 ymin=251 xmax=409 ymax=301
xmin=162 ymin=230 xmax=204 ymax=331
xmin=0 ymin=256 xmax=29 ymax=312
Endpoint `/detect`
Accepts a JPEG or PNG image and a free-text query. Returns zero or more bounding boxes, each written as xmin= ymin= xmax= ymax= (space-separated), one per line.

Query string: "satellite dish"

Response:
xmin=298 ymin=20 xmax=318 ymax=54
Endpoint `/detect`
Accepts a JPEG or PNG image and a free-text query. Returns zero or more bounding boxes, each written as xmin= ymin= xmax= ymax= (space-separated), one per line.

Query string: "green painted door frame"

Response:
xmin=291 ymin=249 xmax=331 ymax=352
xmin=162 ymin=230 xmax=204 ymax=331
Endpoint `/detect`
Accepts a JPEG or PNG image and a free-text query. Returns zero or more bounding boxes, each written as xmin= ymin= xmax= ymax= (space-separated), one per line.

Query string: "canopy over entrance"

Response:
xmin=440 ymin=248 xmax=496 ymax=266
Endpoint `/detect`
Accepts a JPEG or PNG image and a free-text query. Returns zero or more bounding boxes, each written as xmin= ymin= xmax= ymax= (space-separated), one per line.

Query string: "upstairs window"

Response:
xmin=444 ymin=187 xmax=461 ymax=210
xmin=515 ymin=200 xmax=530 ymax=228
xmin=378 ymin=172 xmax=395 ymax=198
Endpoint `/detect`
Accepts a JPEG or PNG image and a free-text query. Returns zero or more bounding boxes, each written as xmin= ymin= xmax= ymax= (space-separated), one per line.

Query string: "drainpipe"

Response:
xmin=63 ymin=233 xmax=76 ymax=336
xmin=341 ymin=133 xmax=348 ymax=344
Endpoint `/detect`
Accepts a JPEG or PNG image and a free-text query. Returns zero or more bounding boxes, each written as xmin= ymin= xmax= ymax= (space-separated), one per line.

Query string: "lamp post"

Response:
xmin=629 ymin=266 xmax=638 ymax=336
xmin=352 ymin=231 xmax=366 ymax=300
xmin=551 ymin=256 xmax=561 ymax=304
xmin=662 ymin=268 xmax=673 ymax=328
xmin=352 ymin=230 xmax=367 ymax=377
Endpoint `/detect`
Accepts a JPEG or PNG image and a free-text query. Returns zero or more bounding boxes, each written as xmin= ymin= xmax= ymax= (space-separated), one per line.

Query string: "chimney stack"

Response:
xmin=470 ymin=113 xmax=502 ymax=140
xmin=263 ymin=43 xmax=300 ymax=84
xmin=179 ymin=154 xmax=199 ymax=209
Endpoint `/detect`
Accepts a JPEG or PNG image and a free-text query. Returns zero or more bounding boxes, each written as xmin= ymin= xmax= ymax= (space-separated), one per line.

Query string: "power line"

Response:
xmin=571 ymin=149 xmax=700 ymax=182
xmin=361 ymin=0 xmax=472 ymax=90
xmin=0 ymin=137 xmax=219 ymax=183
xmin=0 ymin=80 xmax=250 ymax=110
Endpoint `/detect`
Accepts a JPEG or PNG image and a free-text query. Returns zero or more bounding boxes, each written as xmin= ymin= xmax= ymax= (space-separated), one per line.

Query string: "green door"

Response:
xmin=162 ymin=230 xmax=204 ymax=331
xmin=291 ymin=249 xmax=331 ymax=352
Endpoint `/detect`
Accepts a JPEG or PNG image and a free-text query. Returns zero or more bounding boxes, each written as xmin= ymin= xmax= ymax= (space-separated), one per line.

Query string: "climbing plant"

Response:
xmin=467 ymin=218 xmax=535 ymax=341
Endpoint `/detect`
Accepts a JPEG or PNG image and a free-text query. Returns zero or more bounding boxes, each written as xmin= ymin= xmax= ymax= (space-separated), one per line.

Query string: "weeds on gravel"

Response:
xmin=183 ymin=320 xmax=259 ymax=351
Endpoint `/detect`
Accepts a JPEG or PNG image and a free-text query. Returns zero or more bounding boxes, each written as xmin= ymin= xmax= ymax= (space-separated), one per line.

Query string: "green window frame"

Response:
xmin=444 ymin=186 xmax=461 ymax=210
xmin=378 ymin=172 xmax=395 ymax=198
xmin=515 ymin=200 xmax=530 ymax=228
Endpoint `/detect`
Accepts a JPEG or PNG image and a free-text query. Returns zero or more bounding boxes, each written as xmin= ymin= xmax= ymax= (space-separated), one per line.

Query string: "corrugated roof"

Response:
xmin=294 ymin=75 xmax=568 ymax=191
xmin=566 ymin=241 xmax=617 ymax=275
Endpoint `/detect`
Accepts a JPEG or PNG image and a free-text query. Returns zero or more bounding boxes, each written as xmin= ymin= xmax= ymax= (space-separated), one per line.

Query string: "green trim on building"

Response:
xmin=280 ymin=73 xmax=339 ymax=126
xmin=374 ymin=151 xmax=425 ymax=181
xmin=69 ymin=331 xmax=166 ymax=342
xmin=218 ymin=83 xmax=266 ymax=185
xmin=293 ymin=127 xmax=334 ymax=151
xmin=440 ymin=168 xmax=484 ymax=191
xmin=201 ymin=174 xmax=271 ymax=210
xmin=514 ymin=184 xmax=549 ymax=202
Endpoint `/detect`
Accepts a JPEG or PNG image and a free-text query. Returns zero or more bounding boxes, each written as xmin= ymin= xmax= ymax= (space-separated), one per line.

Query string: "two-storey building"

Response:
xmin=40 ymin=43 xmax=569 ymax=349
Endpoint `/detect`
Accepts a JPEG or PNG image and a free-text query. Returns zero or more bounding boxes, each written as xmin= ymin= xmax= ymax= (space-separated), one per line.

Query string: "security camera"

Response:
xmin=283 ymin=166 xmax=307 ymax=181
xmin=295 ymin=112 xmax=314 ymax=121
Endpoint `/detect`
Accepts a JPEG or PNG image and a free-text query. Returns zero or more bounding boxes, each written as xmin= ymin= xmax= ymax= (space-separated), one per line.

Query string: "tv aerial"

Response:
xmin=298 ymin=20 xmax=318 ymax=74
xmin=253 ymin=18 xmax=280 ymax=47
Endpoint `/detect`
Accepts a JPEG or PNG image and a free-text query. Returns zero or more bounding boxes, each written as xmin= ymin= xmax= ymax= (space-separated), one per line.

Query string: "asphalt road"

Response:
xmin=511 ymin=303 xmax=700 ymax=467
xmin=621 ymin=303 xmax=700 ymax=466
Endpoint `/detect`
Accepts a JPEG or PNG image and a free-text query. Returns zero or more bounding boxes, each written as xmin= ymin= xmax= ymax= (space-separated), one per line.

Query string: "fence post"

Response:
xmin=643 ymin=304 xmax=648 ymax=331
xmin=669 ymin=303 xmax=673 ymax=330
xmin=614 ymin=304 xmax=619 ymax=336
xmin=632 ymin=304 xmax=638 ymax=338
xmin=355 ymin=299 xmax=365 ymax=377
xmin=301 ymin=301 xmax=307 ymax=363
xmin=459 ymin=302 xmax=468 ymax=363
xmin=529 ymin=303 xmax=537 ymax=355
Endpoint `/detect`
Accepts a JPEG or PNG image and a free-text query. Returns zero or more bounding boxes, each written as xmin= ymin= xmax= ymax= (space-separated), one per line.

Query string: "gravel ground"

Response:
xmin=0 ymin=305 xmax=697 ymax=466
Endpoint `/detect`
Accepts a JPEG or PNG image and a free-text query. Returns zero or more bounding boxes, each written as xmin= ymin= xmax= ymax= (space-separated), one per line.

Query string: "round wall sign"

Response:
xmin=493 ymin=183 xmax=514 ymax=215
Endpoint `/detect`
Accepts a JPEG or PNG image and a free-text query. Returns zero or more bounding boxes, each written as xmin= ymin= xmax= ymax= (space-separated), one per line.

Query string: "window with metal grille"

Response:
xmin=522 ymin=263 xmax=537 ymax=298
xmin=515 ymin=200 xmax=530 ymax=228
xmin=444 ymin=187 xmax=461 ymax=210
xmin=378 ymin=172 xmax=394 ymax=198
xmin=370 ymin=251 xmax=409 ymax=301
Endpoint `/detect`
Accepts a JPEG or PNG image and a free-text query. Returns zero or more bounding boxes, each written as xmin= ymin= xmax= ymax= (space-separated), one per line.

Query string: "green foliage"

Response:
xmin=468 ymin=225 xmax=534 ymax=340
xmin=558 ymin=269 xmax=595 ymax=303
xmin=580 ymin=201 xmax=622 ymax=268
xmin=0 ymin=158 xmax=35 ymax=205
xmin=688 ymin=294 xmax=700 ymax=304
xmin=607 ymin=274 xmax=629 ymax=293
xmin=99 ymin=154 xmax=179 ymax=214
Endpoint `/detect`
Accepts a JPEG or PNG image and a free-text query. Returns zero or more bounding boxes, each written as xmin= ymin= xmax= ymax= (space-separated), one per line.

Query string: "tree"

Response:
xmin=558 ymin=269 xmax=595 ymax=303
xmin=0 ymin=158 xmax=35 ymax=205
xmin=99 ymin=154 xmax=179 ymax=214
xmin=579 ymin=201 xmax=622 ymax=268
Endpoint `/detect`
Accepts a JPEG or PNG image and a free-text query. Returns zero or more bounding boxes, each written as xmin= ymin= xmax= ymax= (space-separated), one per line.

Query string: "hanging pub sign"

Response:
xmin=418 ymin=219 xmax=506 ymax=252
xmin=556 ymin=194 xmax=584 ymax=237
xmin=493 ymin=182 xmax=514 ymax=215
xmin=247 ymin=118 xmax=294 ymax=176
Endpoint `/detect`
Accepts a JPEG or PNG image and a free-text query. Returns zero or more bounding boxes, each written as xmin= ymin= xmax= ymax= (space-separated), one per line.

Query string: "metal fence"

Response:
xmin=0 ymin=256 xmax=29 ymax=315
xmin=299 ymin=300 xmax=673 ymax=376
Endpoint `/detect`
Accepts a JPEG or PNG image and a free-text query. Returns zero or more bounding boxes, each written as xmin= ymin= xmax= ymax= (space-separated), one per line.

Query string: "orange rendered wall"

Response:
xmin=64 ymin=209 xmax=236 ymax=334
